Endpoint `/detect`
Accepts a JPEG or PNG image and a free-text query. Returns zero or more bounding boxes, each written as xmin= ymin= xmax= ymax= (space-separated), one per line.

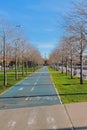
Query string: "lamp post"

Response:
xmin=22 ymin=43 xmax=24 ymax=77
xmin=3 ymin=31 xmax=7 ymax=86
xmin=15 ymin=25 xmax=21 ymax=80
xmin=15 ymin=40 xmax=18 ymax=80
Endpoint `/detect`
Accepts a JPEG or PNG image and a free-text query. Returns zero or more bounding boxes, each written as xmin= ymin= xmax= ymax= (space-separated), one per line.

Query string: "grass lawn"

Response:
xmin=49 ymin=67 xmax=87 ymax=104
xmin=0 ymin=66 xmax=41 ymax=94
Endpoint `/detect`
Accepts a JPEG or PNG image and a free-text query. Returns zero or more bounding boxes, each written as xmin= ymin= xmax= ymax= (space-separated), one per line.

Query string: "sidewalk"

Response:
xmin=65 ymin=102 xmax=87 ymax=130
xmin=0 ymin=102 xmax=87 ymax=130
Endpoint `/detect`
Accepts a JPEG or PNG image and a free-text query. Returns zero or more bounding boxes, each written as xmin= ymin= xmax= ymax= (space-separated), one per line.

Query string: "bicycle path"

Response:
xmin=0 ymin=67 xmax=87 ymax=129
xmin=0 ymin=66 xmax=61 ymax=110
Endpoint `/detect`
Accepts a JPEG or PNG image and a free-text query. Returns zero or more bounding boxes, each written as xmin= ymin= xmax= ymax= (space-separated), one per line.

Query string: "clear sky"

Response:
xmin=0 ymin=0 xmax=74 ymax=58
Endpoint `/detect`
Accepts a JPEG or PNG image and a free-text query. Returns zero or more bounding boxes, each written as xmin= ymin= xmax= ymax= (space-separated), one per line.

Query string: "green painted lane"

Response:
xmin=0 ymin=66 xmax=61 ymax=109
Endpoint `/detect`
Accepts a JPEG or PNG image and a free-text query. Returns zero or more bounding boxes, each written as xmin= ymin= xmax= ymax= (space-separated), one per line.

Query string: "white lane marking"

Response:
xmin=30 ymin=76 xmax=40 ymax=92
xmin=34 ymin=76 xmax=41 ymax=85
xmin=25 ymin=97 xmax=29 ymax=101
xmin=30 ymin=87 xmax=34 ymax=92
xmin=34 ymin=79 xmax=38 ymax=86
xmin=8 ymin=120 xmax=16 ymax=129
xmin=29 ymin=98 xmax=32 ymax=101
xmin=18 ymin=87 xmax=23 ymax=91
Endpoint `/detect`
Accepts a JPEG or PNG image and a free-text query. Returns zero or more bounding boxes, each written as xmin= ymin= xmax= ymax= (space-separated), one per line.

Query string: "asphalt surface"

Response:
xmin=0 ymin=66 xmax=61 ymax=110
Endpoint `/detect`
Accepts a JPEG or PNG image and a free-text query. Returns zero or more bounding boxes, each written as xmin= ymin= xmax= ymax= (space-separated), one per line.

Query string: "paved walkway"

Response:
xmin=0 ymin=66 xmax=87 ymax=130
xmin=0 ymin=102 xmax=87 ymax=130
xmin=0 ymin=67 xmax=61 ymax=110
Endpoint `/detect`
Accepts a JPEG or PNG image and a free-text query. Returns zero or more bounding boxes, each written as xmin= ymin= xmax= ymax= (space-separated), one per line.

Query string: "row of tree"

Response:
xmin=49 ymin=1 xmax=87 ymax=84
xmin=0 ymin=19 xmax=43 ymax=86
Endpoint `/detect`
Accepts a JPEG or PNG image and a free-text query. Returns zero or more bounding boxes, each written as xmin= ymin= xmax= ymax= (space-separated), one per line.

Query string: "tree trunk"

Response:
xmin=18 ymin=59 xmax=20 ymax=72
xmin=80 ymin=30 xmax=83 ymax=84
xmin=22 ymin=55 xmax=24 ymax=77
xmin=26 ymin=60 xmax=28 ymax=75
xmin=62 ymin=56 xmax=64 ymax=74
xmin=70 ymin=59 xmax=73 ymax=79
xmin=66 ymin=58 xmax=68 ymax=76
xmin=15 ymin=58 xmax=18 ymax=80
xmin=80 ymin=47 xmax=83 ymax=84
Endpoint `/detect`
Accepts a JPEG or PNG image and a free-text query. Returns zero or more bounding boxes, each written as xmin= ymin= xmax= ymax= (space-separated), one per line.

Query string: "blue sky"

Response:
xmin=0 ymin=0 xmax=74 ymax=58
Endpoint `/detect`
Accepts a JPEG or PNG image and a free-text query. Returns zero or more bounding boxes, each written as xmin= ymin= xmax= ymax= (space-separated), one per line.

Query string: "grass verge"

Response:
xmin=49 ymin=67 xmax=87 ymax=104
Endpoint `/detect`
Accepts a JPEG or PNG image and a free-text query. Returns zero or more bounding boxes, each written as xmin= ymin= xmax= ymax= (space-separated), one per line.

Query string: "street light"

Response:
xmin=3 ymin=31 xmax=7 ymax=86
xmin=15 ymin=40 xmax=18 ymax=80
xmin=15 ymin=25 xmax=21 ymax=80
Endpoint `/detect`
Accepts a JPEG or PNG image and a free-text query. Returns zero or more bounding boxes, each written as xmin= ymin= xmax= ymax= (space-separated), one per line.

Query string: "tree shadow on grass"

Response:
xmin=54 ymin=82 xmax=87 ymax=86
xmin=62 ymin=84 xmax=71 ymax=86
xmin=59 ymin=92 xmax=87 ymax=96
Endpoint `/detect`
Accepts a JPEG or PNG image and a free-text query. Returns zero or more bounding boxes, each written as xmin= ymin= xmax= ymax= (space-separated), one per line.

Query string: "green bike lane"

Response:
xmin=0 ymin=66 xmax=61 ymax=110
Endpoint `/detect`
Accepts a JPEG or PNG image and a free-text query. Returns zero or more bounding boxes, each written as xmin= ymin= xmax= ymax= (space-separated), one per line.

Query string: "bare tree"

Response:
xmin=64 ymin=1 xmax=87 ymax=84
xmin=0 ymin=19 xmax=12 ymax=86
